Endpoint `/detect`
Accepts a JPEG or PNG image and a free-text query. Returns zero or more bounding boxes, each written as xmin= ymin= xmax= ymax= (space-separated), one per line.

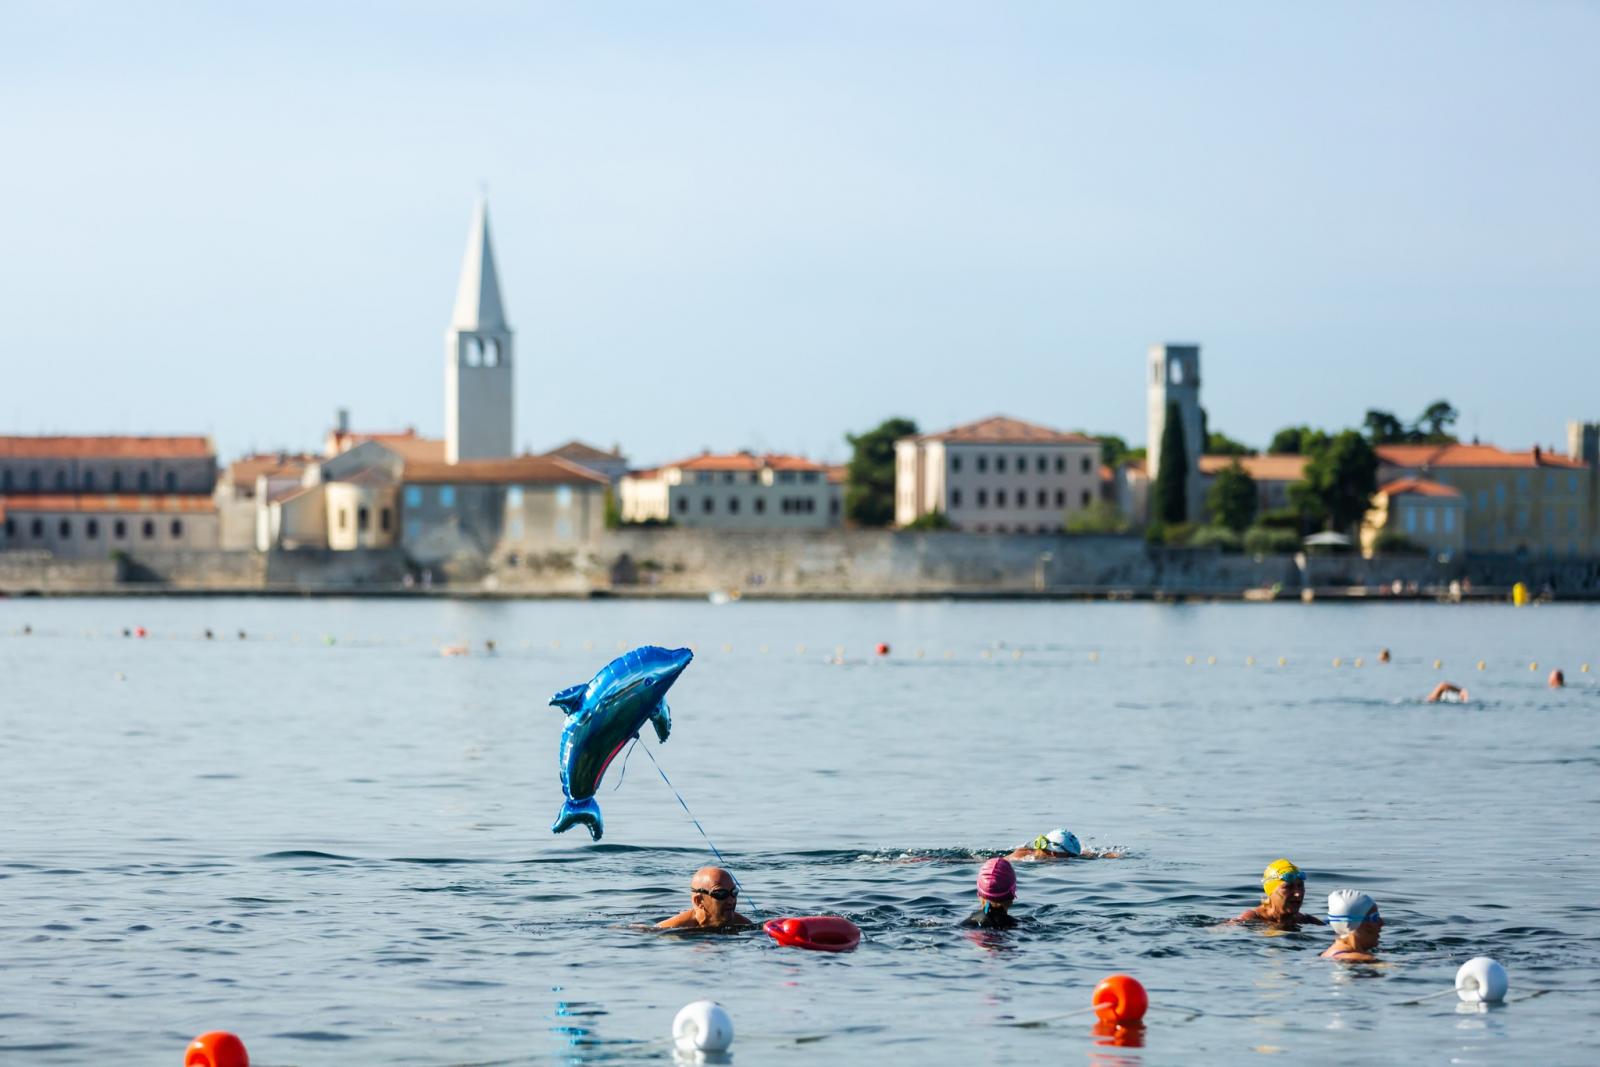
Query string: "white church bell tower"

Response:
xmin=445 ymin=198 xmax=514 ymax=463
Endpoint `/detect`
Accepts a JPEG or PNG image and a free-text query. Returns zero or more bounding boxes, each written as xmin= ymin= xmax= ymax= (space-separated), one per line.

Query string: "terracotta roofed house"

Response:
xmin=893 ymin=416 xmax=1101 ymax=533
xmin=1360 ymin=477 xmax=1466 ymax=557
xmin=401 ymin=454 xmax=609 ymax=566
xmin=619 ymin=451 xmax=839 ymax=529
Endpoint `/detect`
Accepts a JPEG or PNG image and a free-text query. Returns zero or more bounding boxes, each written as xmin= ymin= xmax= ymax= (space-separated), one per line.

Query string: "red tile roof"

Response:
xmin=544 ymin=440 xmax=625 ymax=463
xmin=327 ymin=430 xmax=447 ymax=463
xmin=226 ymin=452 xmax=316 ymax=487
xmin=1377 ymin=478 xmax=1463 ymax=499
xmin=0 ymin=494 xmax=217 ymax=513
xmin=403 ymin=456 xmax=608 ymax=485
xmin=825 ymin=464 xmax=848 ymax=484
xmin=909 ymin=416 xmax=1096 ymax=445
xmin=1377 ymin=443 xmax=1587 ymax=470
xmin=645 ymin=451 xmax=830 ymax=474
xmin=0 ymin=435 xmax=214 ymax=459
xmin=1197 ymin=454 xmax=1309 ymax=481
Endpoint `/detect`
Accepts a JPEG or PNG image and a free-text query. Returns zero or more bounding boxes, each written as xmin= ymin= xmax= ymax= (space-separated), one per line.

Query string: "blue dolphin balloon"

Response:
xmin=550 ymin=645 xmax=694 ymax=840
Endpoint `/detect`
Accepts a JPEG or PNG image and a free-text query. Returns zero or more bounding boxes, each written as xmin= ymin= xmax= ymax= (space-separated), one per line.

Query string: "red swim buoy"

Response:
xmin=1092 ymin=974 xmax=1148 ymax=1025
xmin=763 ymin=915 xmax=861 ymax=952
xmin=185 ymin=1031 xmax=249 ymax=1067
xmin=135 ymin=626 xmax=148 ymax=638
xmin=875 ymin=643 xmax=890 ymax=656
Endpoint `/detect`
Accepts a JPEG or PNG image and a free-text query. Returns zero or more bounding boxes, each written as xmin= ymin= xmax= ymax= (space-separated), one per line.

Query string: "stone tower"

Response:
xmin=1146 ymin=343 xmax=1204 ymax=521
xmin=445 ymin=198 xmax=514 ymax=463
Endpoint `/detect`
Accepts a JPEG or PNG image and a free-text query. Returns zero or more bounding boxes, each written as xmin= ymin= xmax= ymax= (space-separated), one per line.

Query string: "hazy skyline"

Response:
xmin=4 ymin=1 xmax=1597 ymax=464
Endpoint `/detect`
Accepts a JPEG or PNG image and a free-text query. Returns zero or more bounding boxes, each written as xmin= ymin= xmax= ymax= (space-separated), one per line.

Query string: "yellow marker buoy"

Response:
xmin=1277 ymin=657 xmax=1287 ymax=667
xmin=943 ymin=650 xmax=954 ymax=659
xmin=1353 ymin=657 xmax=1364 ymax=668
xmin=1529 ymin=662 xmax=1538 ymax=671
xmin=1433 ymin=659 xmax=1442 ymax=670
xmin=1088 ymin=651 xmax=1099 ymax=663
xmin=796 ymin=644 xmax=806 ymax=655
xmin=1332 ymin=657 xmax=1342 ymax=668
xmin=1185 ymin=655 xmax=1195 ymax=665
xmin=915 ymin=648 xmax=925 ymax=659
xmin=1582 ymin=664 xmax=1590 ymax=673
xmin=721 ymin=643 xmax=733 ymax=654
xmin=1245 ymin=656 xmax=1255 ymax=666
xmin=1477 ymin=660 xmax=1487 ymax=671
xmin=1012 ymin=649 xmax=1023 ymax=660
xmin=980 ymin=649 xmax=993 ymax=660
xmin=551 ymin=639 xmax=561 ymax=649
xmin=1206 ymin=655 xmax=1216 ymax=666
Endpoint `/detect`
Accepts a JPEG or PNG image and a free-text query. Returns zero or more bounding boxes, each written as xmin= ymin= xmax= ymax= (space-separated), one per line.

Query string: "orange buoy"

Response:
xmin=185 ymin=1031 xmax=249 ymax=1067
xmin=1092 ymin=974 xmax=1148 ymax=1025
xmin=135 ymin=626 xmax=148 ymax=638
xmin=875 ymin=643 xmax=890 ymax=656
xmin=763 ymin=915 xmax=861 ymax=952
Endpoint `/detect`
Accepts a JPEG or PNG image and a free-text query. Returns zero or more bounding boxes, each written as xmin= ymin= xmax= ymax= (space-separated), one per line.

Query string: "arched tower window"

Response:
xmin=463 ymin=336 xmax=483 ymax=367
xmin=482 ymin=337 xmax=500 ymax=366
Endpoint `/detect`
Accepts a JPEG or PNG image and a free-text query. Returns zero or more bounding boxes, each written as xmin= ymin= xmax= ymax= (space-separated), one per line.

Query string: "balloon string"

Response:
xmin=639 ymin=742 xmax=760 ymax=920
xmin=611 ymin=736 xmax=640 ymax=792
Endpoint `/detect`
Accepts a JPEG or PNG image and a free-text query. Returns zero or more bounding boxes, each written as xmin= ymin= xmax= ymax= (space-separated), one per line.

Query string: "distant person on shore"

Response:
xmin=961 ymin=858 xmax=1019 ymax=929
xmin=1321 ymin=890 xmax=1384 ymax=962
xmin=1230 ymin=859 xmax=1323 ymax=928
xmin=656 ymin=866 xmax=751 ymax=930
xmin=1006 ymin=828 xmax=1121 ymax=862
xmin=1378 ymin=648 xmax=1392 ymax=664
xmin=1425 ymin=681 xmax=1468 ymax=703
xmin=1549 ymin=668 xmax=1565 ymax=688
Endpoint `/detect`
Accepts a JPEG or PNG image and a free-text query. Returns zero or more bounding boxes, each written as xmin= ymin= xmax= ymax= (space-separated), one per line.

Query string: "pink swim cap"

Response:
xmin=977 ymin=857 xmax=1016 ymax=901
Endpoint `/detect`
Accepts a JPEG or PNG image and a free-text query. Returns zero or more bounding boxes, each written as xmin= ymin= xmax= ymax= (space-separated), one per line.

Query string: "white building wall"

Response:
xmin=898 ymin=439 xmax=1101 ymax=533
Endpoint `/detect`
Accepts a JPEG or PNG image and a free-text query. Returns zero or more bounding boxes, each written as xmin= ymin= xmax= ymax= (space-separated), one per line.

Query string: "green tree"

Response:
xmin=1091 ymin=433 xmax=1132 ymax=468
xmin=845 ymin=417 xmax=917 ymax=527
xmin=1152 ymin=403 xmax=1188 ymax=524
xmin=1415 ymin=399 xmax=1459 ymax=442
xmin=903 ymin=510 xmax=952 ymax=531
xmin=1206 ymin=460 xmax=1258 ymax=532
xmin=1065 ymin=499 xmax=1130 ymax=534
xmin=1299 ymin=430 xmax=1379 ymax=534
xmin=1268 ymin=426 xmax=1328 ymax=455
xmin=1363 ymin=409 xmax=1408 ymax=444
xmin=1206 ymin=431 xmax=1251 ymax=457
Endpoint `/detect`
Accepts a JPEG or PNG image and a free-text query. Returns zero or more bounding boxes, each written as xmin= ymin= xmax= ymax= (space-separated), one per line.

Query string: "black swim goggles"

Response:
xmin=693 ymin=887 xmax=737 ymax=901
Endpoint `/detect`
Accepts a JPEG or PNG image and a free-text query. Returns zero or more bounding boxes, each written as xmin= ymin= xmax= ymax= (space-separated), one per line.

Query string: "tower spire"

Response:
xmin=451 ymin=197 xmax=507 ymax=331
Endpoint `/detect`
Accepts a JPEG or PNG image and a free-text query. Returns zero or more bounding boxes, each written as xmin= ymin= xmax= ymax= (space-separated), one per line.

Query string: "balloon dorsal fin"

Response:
xmin=550 ymin=684 xmax=586 ymax=714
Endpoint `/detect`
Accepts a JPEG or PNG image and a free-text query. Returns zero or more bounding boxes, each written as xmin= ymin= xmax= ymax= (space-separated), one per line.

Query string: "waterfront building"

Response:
xmin=0 ymin=435 xmax=219 ymax=556
xmin=1376 ymin=441 xmax=1597 ymax=556
xmin=1359 ymin=478 xmax=1466 ymax=557
xmin=215 ymin=451 xmax=318 ymax=549
xmin=620 ymin=452 xmax=840 ymax=529
xmin=1146 ymin=343 xmax=1205 ymax=521
xmin=893 ymin=416 xmax=1100 ymax=533
xmin=1195 ymin=454 xmax=1307 ymax=517
xmin=401 ymin=456 xmax=607 ymax=566
xmin=446 ymin=198 xmax=515 ymax=463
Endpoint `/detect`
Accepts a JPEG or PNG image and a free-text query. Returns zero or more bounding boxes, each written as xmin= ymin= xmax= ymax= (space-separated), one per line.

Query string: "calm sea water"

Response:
xmin=2 ymin=597 xmax=1598 ymax=1065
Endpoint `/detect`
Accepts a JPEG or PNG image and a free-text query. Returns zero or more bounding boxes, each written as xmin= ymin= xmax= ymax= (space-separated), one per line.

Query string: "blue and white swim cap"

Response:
xmin=1326 ymin=890 xmax=1379 ymax=934
xmin=1032 ymin=829 xmax=1082 ymax=856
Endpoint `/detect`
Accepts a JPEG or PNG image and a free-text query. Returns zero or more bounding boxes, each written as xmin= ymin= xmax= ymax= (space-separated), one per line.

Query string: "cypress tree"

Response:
xmin=1154 ymin=402 xmax=1188 ymax=524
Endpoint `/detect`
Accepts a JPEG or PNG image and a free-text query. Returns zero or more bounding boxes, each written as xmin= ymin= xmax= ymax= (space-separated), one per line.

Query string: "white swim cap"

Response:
xmin=1326 ymin=890 xmax=1379 ymax=934
xmin=1032 ymin=829 xmax=1082 ymax=856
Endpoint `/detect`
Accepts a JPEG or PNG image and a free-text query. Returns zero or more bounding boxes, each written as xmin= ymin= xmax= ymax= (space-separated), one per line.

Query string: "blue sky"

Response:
xmin=3 ymin=1 xmax=1596 ymax=464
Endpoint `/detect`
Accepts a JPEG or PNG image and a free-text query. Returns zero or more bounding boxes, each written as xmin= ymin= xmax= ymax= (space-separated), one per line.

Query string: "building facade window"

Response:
xmin=59 ymin=519 xmax=71 ymax=538
xmin=1424 ymin=509 xmax=1436 ymax=533
xmin=977 ymin=489 xmax=988 ymax=507
xmin=31 ymin=518 xmax=43 ymax=537
xmin=439 ymin=486 xmax=456 ymax=507
xmin=950 ymin=455 xmax=962 ymax=473
xmin=677 ymin=497 xmax=688 ymax=513
xmin=29 ymin=470 xmax=42 ymax=490
xmin=405 ymin=486 xmax=423 ymax=507
xmin=1055 ymin=490 xmax=1065 ymax=507
xmin=114 ymin=519 xmax=126 ymax=538
xmin=55 ymin=470 xmax=67 ymax=490
xmin=996 ymin=456 xmax=1007 ymax=473
xmin=164 ymin=471 xmax=176 ymax=491
xmin=138 ymin=471 xmax=150 ymax=491
xmin=1037 ymin=489 xmax=1047 ymax=507
xmin=507 ymin=486 xmax=524 ymax=508
xmin=754 ymin=498 xmax=766 ymax=514
xmin=405 ymin=519 xmax=421 ymax=540
xmin=1081 ymin=456 xmax=1091 ymax=473
xmin=1036 ymin=456 xmax=1046 ymax=473
xmin=338 ymin=509 xmax=348 ymax=530
xmin=84 ymin=470 xmax=96 ymax=491
xmin=1444 ymin=510 xmax=1456 ymax=532
xmin=1016 ymin=454 xmax=1026 ymax=470
xmin=381 ymin=508 xmax=392 ymax=532
xmin=142 ymin=520 xmax=155 ymax=539
xmin=703 ymin=497 xmax=714 ymax=514
xmin=87 ymin=518 xmax=99 ymax=538
xmin=1081 ymin=490 xmax=1092 ymax=507
xmin=729 ymin=497 xmax=740 ymax=514
xmin=3 ymin=517 xmax=12 ymax=537
xmin=358 ymin=506 xmax=370 ymax=531
xmin=171 ymin=519 xmax=183 ymax=538
xmin=0 ymin=469 xmax=10 ymax=491
xmin=951 ymin=489 xmax=962 ymax=508
xmin=111 ymin=470 xmax=122 ymax=491
xmin=556 ymin=486 xmax=573 ymax=508
xmin=995 ymin=490 xmax=1006 ymax=508
xmin=1405 ymin=510 xmax=1417 ymax=533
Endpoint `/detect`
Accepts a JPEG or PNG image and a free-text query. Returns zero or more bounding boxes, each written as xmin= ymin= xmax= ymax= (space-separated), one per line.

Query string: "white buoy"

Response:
xmin=673 ymin=1000 xmax=734 ymax=1052
xmin=1455 ymin=957 xmax=1509 ymax=1004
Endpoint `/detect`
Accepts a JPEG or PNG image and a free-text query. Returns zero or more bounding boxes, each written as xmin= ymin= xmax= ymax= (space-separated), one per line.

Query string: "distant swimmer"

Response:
xmin=1321 ymin=890 xmax=1384 ymax=962
xmin=656 ymin=866 xmax=752 ymax=930
xmin=1425 ymin=681 xmax=1468 ymax=703
xmin=1230 ymin=859 xmax=1323 ymax=928
xmin=1006 ymin=828 xmax=1120 ymax=862
xmin=1549 ymin=669 xmax=1565 ymax=688
xmin=1378 ymin=648 xmax=1391 ymax=664
xmin=961 ymin=857 xmax=1019 ymax=930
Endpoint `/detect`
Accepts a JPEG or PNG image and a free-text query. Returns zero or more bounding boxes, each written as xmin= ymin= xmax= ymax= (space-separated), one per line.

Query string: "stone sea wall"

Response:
xmin=2 ymin=532 xmax=1595 ymax=598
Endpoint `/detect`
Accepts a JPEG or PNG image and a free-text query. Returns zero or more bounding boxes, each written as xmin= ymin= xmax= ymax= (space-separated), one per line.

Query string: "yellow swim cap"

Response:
xmin=1262 ymin=858 xmax=1304 ymax=896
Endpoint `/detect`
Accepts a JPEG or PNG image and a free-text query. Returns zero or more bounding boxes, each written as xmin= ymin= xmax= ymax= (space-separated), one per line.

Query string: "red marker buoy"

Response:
xmin=1092 ymin=974 xmax=1148 ymax=1025
xmin=185 ymin=1031 xmax=248 ymax=1067
xmin=135 ymin=626 xmax=148 ymax=638
xmin=875 ymin=643 xmax=890 ymax=656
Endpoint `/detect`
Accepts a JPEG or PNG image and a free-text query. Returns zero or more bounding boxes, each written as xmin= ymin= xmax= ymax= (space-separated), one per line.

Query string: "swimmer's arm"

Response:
xmin=655 ymin=911 xmax=699 ymax=929
xmin=1298 ymin=912 xmax=1326 ymax=925
xmin=1079 ymin=850 xmax=1121 ymax=859
xmin=1225 ymin=908 xmax=1261 ymax=925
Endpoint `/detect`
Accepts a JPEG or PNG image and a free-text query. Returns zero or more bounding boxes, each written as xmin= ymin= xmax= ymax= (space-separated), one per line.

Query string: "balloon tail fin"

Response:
xmin=552 ymin=797 xmax=603 ymax=840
